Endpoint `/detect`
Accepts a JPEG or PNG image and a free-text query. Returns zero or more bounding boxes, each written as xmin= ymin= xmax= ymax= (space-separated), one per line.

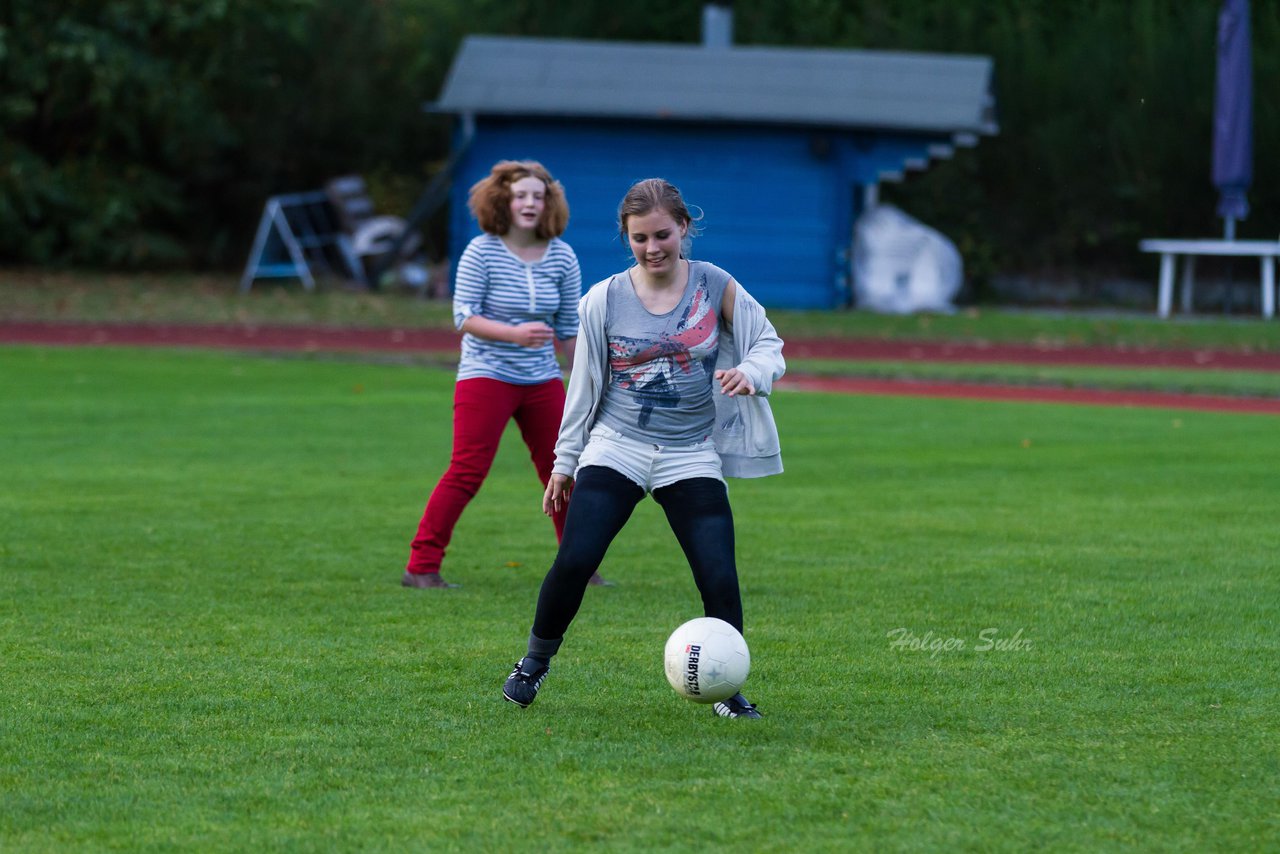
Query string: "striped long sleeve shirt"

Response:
xmin=452 ymin=233 xmax=582 ymax=384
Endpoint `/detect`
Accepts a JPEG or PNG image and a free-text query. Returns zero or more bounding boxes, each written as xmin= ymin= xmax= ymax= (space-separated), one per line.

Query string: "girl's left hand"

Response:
xmin=714 ymin=368 xmax=755 ymax=397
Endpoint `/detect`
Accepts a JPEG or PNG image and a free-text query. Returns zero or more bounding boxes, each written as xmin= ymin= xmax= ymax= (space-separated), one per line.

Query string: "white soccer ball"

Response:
xmin=663 ymin=617 xmax=750 ymax=704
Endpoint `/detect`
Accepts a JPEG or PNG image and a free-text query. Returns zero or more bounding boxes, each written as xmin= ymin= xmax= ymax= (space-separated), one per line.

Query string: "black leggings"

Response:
xmin=531 ymin=465 xmax=742 ymax=641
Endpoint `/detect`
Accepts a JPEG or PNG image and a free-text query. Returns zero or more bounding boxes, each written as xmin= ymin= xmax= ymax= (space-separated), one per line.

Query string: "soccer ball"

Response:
xmin=663 ymin=617 xmax=750 ymax=704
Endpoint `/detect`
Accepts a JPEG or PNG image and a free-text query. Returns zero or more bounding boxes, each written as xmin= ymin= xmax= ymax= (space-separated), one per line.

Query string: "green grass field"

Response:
xmin=2 ymin=346 xmax=1277 ymax=851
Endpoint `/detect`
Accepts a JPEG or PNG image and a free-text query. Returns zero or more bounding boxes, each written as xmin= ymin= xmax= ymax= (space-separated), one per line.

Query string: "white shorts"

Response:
xmin=577 ymin=423 xmax=723 ymax=492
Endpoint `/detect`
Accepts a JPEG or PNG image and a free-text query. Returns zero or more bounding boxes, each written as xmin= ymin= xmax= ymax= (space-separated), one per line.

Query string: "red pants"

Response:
xmin=406 ymin=377 xmax=567 ymax=575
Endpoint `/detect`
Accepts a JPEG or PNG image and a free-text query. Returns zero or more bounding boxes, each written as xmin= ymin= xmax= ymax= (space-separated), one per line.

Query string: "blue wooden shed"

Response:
xmin=431 ymin=23 xmax=996 ymax=309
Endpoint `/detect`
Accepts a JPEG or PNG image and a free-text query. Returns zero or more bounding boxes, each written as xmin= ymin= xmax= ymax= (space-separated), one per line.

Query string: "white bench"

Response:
xmin=1139 ymin=239 xmax=1280 ymax=319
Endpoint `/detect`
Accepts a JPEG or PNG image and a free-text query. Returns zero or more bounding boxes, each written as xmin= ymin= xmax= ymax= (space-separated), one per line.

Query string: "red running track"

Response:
xmin=4 ymin=320 xmax=1279 ymax=415
xmin=782 ymin=375 xmax=1280 ymax=415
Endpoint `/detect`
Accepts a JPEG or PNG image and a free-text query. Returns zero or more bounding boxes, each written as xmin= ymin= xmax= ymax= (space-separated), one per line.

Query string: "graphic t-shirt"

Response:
xmin=595 ymin=261 xmax=731 ymax=445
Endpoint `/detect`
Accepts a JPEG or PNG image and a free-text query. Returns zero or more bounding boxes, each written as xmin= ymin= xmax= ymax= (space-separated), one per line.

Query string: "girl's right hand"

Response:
xmin=510 ymin=322 xmax=555 ymax=348
xmin=543 ymin=474 xmax=573 ymax=516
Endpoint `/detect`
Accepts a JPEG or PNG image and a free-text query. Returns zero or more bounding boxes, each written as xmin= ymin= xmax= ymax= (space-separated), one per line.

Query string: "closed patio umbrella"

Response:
xmin=1212 ymin=0 xmax=1252 ymax=240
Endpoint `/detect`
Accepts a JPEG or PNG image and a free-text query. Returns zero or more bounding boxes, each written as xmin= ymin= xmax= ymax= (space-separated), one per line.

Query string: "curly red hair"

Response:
xmin=468 ymin=160 xmax=569 ymax=238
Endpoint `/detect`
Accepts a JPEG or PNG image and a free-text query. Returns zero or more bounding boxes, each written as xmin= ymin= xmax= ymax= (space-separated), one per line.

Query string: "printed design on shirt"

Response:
xmin=609 ymin=278 xmax=720 ymax=428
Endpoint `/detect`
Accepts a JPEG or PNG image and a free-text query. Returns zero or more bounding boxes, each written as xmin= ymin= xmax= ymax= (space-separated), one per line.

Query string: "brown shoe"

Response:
xmin=588 ymin=571 xmax=615 ymax=587
xmin=402 ymin=571 xmax=459 ymax=589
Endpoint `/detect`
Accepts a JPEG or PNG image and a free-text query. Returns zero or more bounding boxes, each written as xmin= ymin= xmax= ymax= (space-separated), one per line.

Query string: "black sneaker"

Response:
xmin=502 ymin=658 xmax=549 ymax=708
xmin=713 ymin=693 xmax=762 ymax=719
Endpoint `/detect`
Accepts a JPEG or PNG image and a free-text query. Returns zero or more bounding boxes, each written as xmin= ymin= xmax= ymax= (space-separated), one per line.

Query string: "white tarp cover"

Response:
xmin=852 ymin=204 xmax=962 ymax=314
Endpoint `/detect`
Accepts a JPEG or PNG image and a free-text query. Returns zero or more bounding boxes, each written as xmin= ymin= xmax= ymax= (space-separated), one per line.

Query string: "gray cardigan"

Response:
xmin=552 ymin=263 xmax=785 ymax=480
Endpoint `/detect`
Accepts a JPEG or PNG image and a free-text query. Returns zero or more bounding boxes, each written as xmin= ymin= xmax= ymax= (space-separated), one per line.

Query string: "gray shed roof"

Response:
xmin=434 ymin=35 xmax=997 ymax=136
